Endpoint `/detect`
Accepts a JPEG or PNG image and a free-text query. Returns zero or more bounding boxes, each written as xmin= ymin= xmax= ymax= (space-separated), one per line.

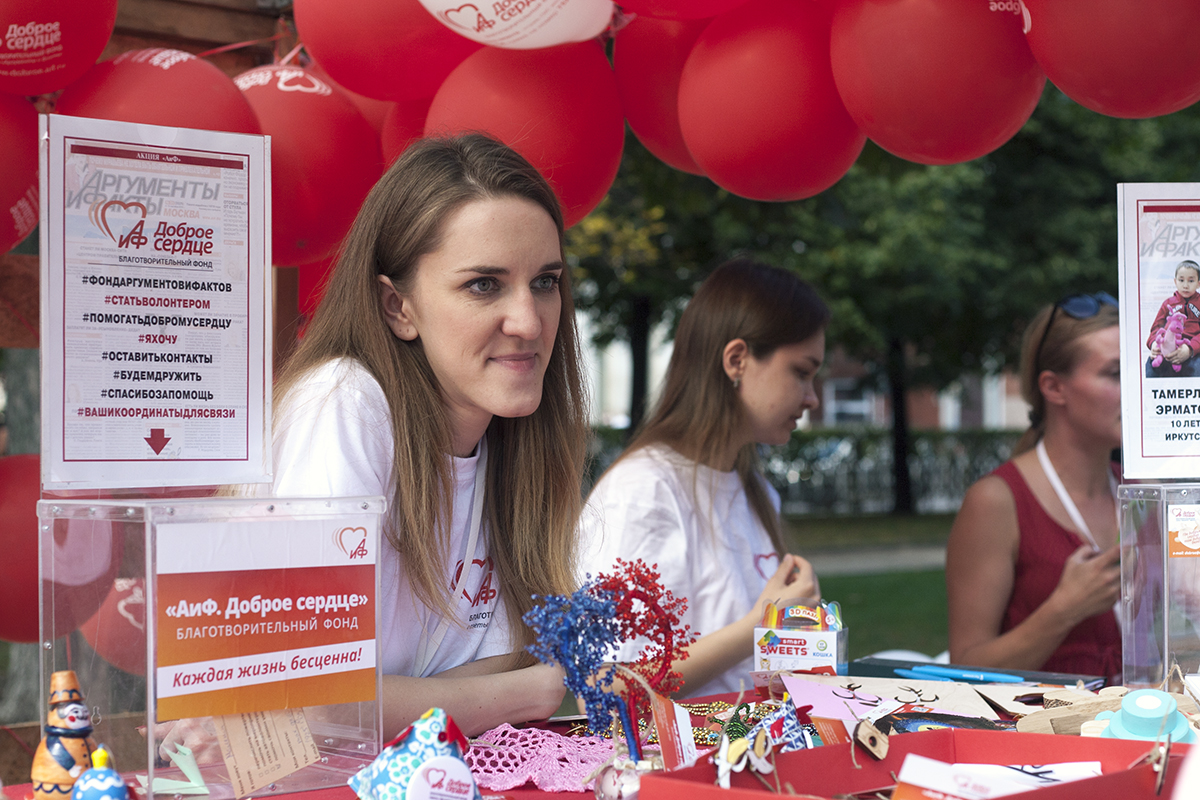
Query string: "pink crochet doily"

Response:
xmin=465 ymin=724 xmax=615 ymax=793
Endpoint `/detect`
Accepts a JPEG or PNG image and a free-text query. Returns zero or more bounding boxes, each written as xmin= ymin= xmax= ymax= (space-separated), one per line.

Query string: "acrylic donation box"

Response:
xmin=36 ymin=496 xmax=385 ymax=798
xmin=1119 ymin=484 xmax=1200 ymax=688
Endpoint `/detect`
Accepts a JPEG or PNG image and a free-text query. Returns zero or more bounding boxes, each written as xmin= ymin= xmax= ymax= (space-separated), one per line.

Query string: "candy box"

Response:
xmin=752 ymin=627 xmax=847 ymax=675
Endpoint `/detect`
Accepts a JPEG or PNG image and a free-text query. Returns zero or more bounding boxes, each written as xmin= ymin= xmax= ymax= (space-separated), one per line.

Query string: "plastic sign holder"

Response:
xmin=1119 ymin=483 xmax=1200 ymax=688
xmin=37 ymin=495 xmax=384 ymax=798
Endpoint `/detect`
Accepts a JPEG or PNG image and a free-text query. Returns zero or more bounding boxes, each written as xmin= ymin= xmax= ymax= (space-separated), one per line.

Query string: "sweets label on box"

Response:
xmin=753 ymin=627 xmax=841 ymax=672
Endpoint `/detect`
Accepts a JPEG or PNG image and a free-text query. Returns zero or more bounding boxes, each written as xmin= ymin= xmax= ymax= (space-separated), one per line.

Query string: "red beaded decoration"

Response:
xmin=590 ymin=558 xmax=695 ymax=716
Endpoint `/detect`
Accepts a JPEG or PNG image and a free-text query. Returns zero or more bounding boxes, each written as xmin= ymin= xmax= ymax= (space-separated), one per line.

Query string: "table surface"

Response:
xmin=0 ymin=692 xmax=744 ymax=800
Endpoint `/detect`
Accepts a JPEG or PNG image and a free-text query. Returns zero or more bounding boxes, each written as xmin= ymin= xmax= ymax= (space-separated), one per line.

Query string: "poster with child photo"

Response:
xmin=1119 ymin=183 xmax=1200 ymax=477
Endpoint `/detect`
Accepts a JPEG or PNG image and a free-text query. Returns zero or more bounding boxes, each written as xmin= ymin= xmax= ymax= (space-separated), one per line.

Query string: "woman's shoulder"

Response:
xmin=950 ymin=462 xmax=1021 ymax=543
xmin=295 ymin=357 xmax=380 ymax=391
xmin=279 ymin=357 xmax=389 ymax=429
xmin=595 ymin=443 xmax=691 ymax=491
xmin=287 ymin=358 xmax=385 ymax=404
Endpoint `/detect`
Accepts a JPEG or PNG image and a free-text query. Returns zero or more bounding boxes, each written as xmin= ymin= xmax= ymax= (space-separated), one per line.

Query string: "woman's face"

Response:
xmin=1057 ymin=325 xmax=1122 ymax=448
xmin=737 ymin=331 xmax=825 ymax=446
xmin=382 ymin=195 xmax=563 ymax=451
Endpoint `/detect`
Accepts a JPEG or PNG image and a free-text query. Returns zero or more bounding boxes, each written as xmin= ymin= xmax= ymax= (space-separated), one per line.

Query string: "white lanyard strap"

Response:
xmin=413 ymin=437 xmax=487 ymax=677
xmin=1034 ymin=439 xmax=1122 ymax=632
xmin=1035 ymin=439 xmax=1116 ymax=551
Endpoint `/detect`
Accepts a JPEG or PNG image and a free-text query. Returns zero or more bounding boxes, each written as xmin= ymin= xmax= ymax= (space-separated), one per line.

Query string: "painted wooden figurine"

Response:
xmin=32 ymin=670 xmax=97 ymax=800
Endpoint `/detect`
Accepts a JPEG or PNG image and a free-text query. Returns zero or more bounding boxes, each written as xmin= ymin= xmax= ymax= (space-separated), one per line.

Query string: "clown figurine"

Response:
xmin=31 ymin=671 xmax=97 ymax=800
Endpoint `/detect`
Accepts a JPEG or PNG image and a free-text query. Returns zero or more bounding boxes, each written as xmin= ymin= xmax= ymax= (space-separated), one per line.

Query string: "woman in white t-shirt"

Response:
xmin=580 ymin=258 xmax=825 ymax=697
xmin=259 ymin=134 xmax=588 ymax=736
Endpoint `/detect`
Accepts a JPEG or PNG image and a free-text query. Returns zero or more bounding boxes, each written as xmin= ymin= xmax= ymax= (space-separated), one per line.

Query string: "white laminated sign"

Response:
xmin=1119 ymin=183 xmax=1200 ymax=479
xmin=39 ymin=114 xmax=271 ymax=489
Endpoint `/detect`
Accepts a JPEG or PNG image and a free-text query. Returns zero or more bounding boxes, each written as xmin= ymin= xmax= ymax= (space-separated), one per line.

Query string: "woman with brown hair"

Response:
xmin=946 ymin=293 xmax=1122 ymax=679
xmin=579 ymin=258 xmax=824 ymax=697
xmin=258 ymin=134 xmax=589 ymax=735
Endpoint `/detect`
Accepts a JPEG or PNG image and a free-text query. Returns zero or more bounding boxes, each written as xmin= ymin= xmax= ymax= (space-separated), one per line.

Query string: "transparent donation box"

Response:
xmin=37 ymin=496 xmax=385 ymax=798
xmin=1119 ymin=484 xmax=1200 ymax=687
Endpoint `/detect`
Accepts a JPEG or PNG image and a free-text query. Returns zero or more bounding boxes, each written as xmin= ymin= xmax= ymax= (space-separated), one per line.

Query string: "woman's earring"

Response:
xmin=732 ymin=377 xmax=741 ymax=390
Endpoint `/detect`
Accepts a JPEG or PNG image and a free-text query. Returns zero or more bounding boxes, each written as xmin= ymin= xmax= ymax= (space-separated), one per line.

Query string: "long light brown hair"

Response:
xmin=612 ymin=258 xmax=829 ymax=554
xmin=277 ymin=134 xmax=589 ymax=650
xmin=1014 ymin=300 xmax=1119 ymax=455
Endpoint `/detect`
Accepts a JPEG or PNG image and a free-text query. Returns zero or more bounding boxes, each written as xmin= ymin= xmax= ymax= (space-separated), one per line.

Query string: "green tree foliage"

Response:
xmin=568 ymin=87 xmax=1200 ymax=508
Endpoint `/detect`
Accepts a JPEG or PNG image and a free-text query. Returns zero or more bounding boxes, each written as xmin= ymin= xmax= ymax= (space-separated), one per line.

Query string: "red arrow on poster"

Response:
xmin=145 ymin=429 xmax=171 ymax=454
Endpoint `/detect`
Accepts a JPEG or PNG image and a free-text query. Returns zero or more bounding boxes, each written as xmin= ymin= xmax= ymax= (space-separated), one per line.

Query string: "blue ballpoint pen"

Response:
xmin=893 ymin=668 xmax=952 ymax=681
xmin=909 ymin=664 xmax=1026 ymax=683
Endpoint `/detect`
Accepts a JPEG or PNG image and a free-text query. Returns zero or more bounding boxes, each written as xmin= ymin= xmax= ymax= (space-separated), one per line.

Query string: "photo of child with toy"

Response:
xmin=1145 ymin=259 xmax=1200 ymax=377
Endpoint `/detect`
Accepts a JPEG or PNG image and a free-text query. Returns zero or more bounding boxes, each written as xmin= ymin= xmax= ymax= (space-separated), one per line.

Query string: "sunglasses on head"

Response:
xmin=1034 ymin=292 xmax=1118 ymax=374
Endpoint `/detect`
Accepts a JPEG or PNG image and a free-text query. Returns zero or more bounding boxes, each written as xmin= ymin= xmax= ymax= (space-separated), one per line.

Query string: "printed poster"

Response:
xmin=39 ymin=113 xmax=271 ymax=489
xmin=154 ymin=514 xmax=379 ymax=721
xmin=1167 ymin=504 xmax=1200 ymax=558
xmin=1119 ymin=183 xmax=1200 ymax=478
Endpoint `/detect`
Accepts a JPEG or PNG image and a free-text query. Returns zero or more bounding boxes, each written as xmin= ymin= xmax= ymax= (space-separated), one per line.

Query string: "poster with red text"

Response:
xmin=154 ymin=514 xmax=378 ymax=721
xmin=1119 ymin=183 xmax=1200 ymax=479
xmin=39 ymin=113 xmax=270 ymax=489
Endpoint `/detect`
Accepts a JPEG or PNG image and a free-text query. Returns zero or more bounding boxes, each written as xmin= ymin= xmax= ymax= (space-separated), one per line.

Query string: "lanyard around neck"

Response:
xmin=1035 ymin=438 xmax=1116 ymax=551
xmin=413 ymin=436 xmax=488 ymax=677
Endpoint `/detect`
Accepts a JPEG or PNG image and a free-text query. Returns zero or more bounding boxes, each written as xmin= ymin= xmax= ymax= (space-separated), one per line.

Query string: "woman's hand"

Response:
xmin=757 ymin=553 xmax=820 ymax=611
xmin=1049 ymin=544 xmax=1121 ymax=625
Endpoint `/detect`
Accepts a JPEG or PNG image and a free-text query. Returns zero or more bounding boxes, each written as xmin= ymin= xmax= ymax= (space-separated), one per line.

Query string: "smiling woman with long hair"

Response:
xmin=256 ymin=134 xmax=589 ymax=735
xmin=580 ymin=258 xmax=825 ymax=697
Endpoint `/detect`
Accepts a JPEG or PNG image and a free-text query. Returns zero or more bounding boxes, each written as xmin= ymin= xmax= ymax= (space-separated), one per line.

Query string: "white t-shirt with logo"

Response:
xmin=250 ymin=357 xmax=511 ymax=676
xmin=578 ymin=443 xmax=780 ymax=697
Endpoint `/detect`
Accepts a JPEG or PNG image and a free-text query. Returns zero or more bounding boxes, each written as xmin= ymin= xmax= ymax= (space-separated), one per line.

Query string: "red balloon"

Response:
xmin=236 ymin=65 xmax=383 ymax=266
xmin=381 ymin=96 xmax=432 ymax=167
xmin=830 ymin=0 xmax=1045 ymax=166
xmin=308 ymin=58 xmax=395 ymax=136
xmin=55 ymin=49 xmax=261 ymax=135
xmin=0 ymin=92 xmax=38 ymax=254
xmin=0 ymin=0 xmax=117 ymax=95
xmin=0 ymin=455 xmax=121 ymax=643
xmin=294 ymin=0 xmax=481 ymax=102
xmin=426 ymin=42 xmax=624 ymax=227
xmin=618 ymin=0 xmax=747 ymax=20
xmin=1023 ymin=0 xmax=1200 ymax=119
xmin=614 ymin=16 xmax=706 ymax=175
xmin=677 ymin=0 xmax=865 ymax=201
xmin=81 ymin=578 xmax=147 ymax=675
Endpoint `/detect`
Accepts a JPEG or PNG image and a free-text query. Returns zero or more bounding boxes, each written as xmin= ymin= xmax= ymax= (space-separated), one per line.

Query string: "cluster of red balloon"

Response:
xmin=0 ymin=0 xmax=117 ymax=252
xmin=289 ymin=0 xmax=628 ymax=313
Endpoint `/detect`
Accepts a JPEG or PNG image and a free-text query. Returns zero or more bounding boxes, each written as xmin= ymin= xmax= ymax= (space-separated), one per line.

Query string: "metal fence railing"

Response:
xmin=588 ymin=428 xmax=1022 ymax=515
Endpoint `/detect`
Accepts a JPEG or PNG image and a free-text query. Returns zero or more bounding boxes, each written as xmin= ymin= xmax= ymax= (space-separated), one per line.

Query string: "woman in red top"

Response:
xmin=946 ymin=294 xmax=1122 ymax=679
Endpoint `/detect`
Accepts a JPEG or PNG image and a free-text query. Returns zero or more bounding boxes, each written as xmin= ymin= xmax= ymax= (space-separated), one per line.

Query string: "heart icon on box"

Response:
xmin=425 ymin=768 xmax=446 ymax=789
xmin=443 ymin=4 xmax=483 ymax=30
xmin=89 ymin=199 xmax=147 ymax=242
xmin=335 ymin=526 xmax=369 ymax=556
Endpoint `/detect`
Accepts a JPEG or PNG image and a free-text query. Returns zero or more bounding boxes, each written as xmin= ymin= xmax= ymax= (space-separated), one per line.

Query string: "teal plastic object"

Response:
xmin=1095 ymin=689 xmax=1197 ymax=744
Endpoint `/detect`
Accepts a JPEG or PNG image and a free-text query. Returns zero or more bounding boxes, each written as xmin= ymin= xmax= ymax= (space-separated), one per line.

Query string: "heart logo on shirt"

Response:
xmin=754 ymin=553 xmax=780 ymax=579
